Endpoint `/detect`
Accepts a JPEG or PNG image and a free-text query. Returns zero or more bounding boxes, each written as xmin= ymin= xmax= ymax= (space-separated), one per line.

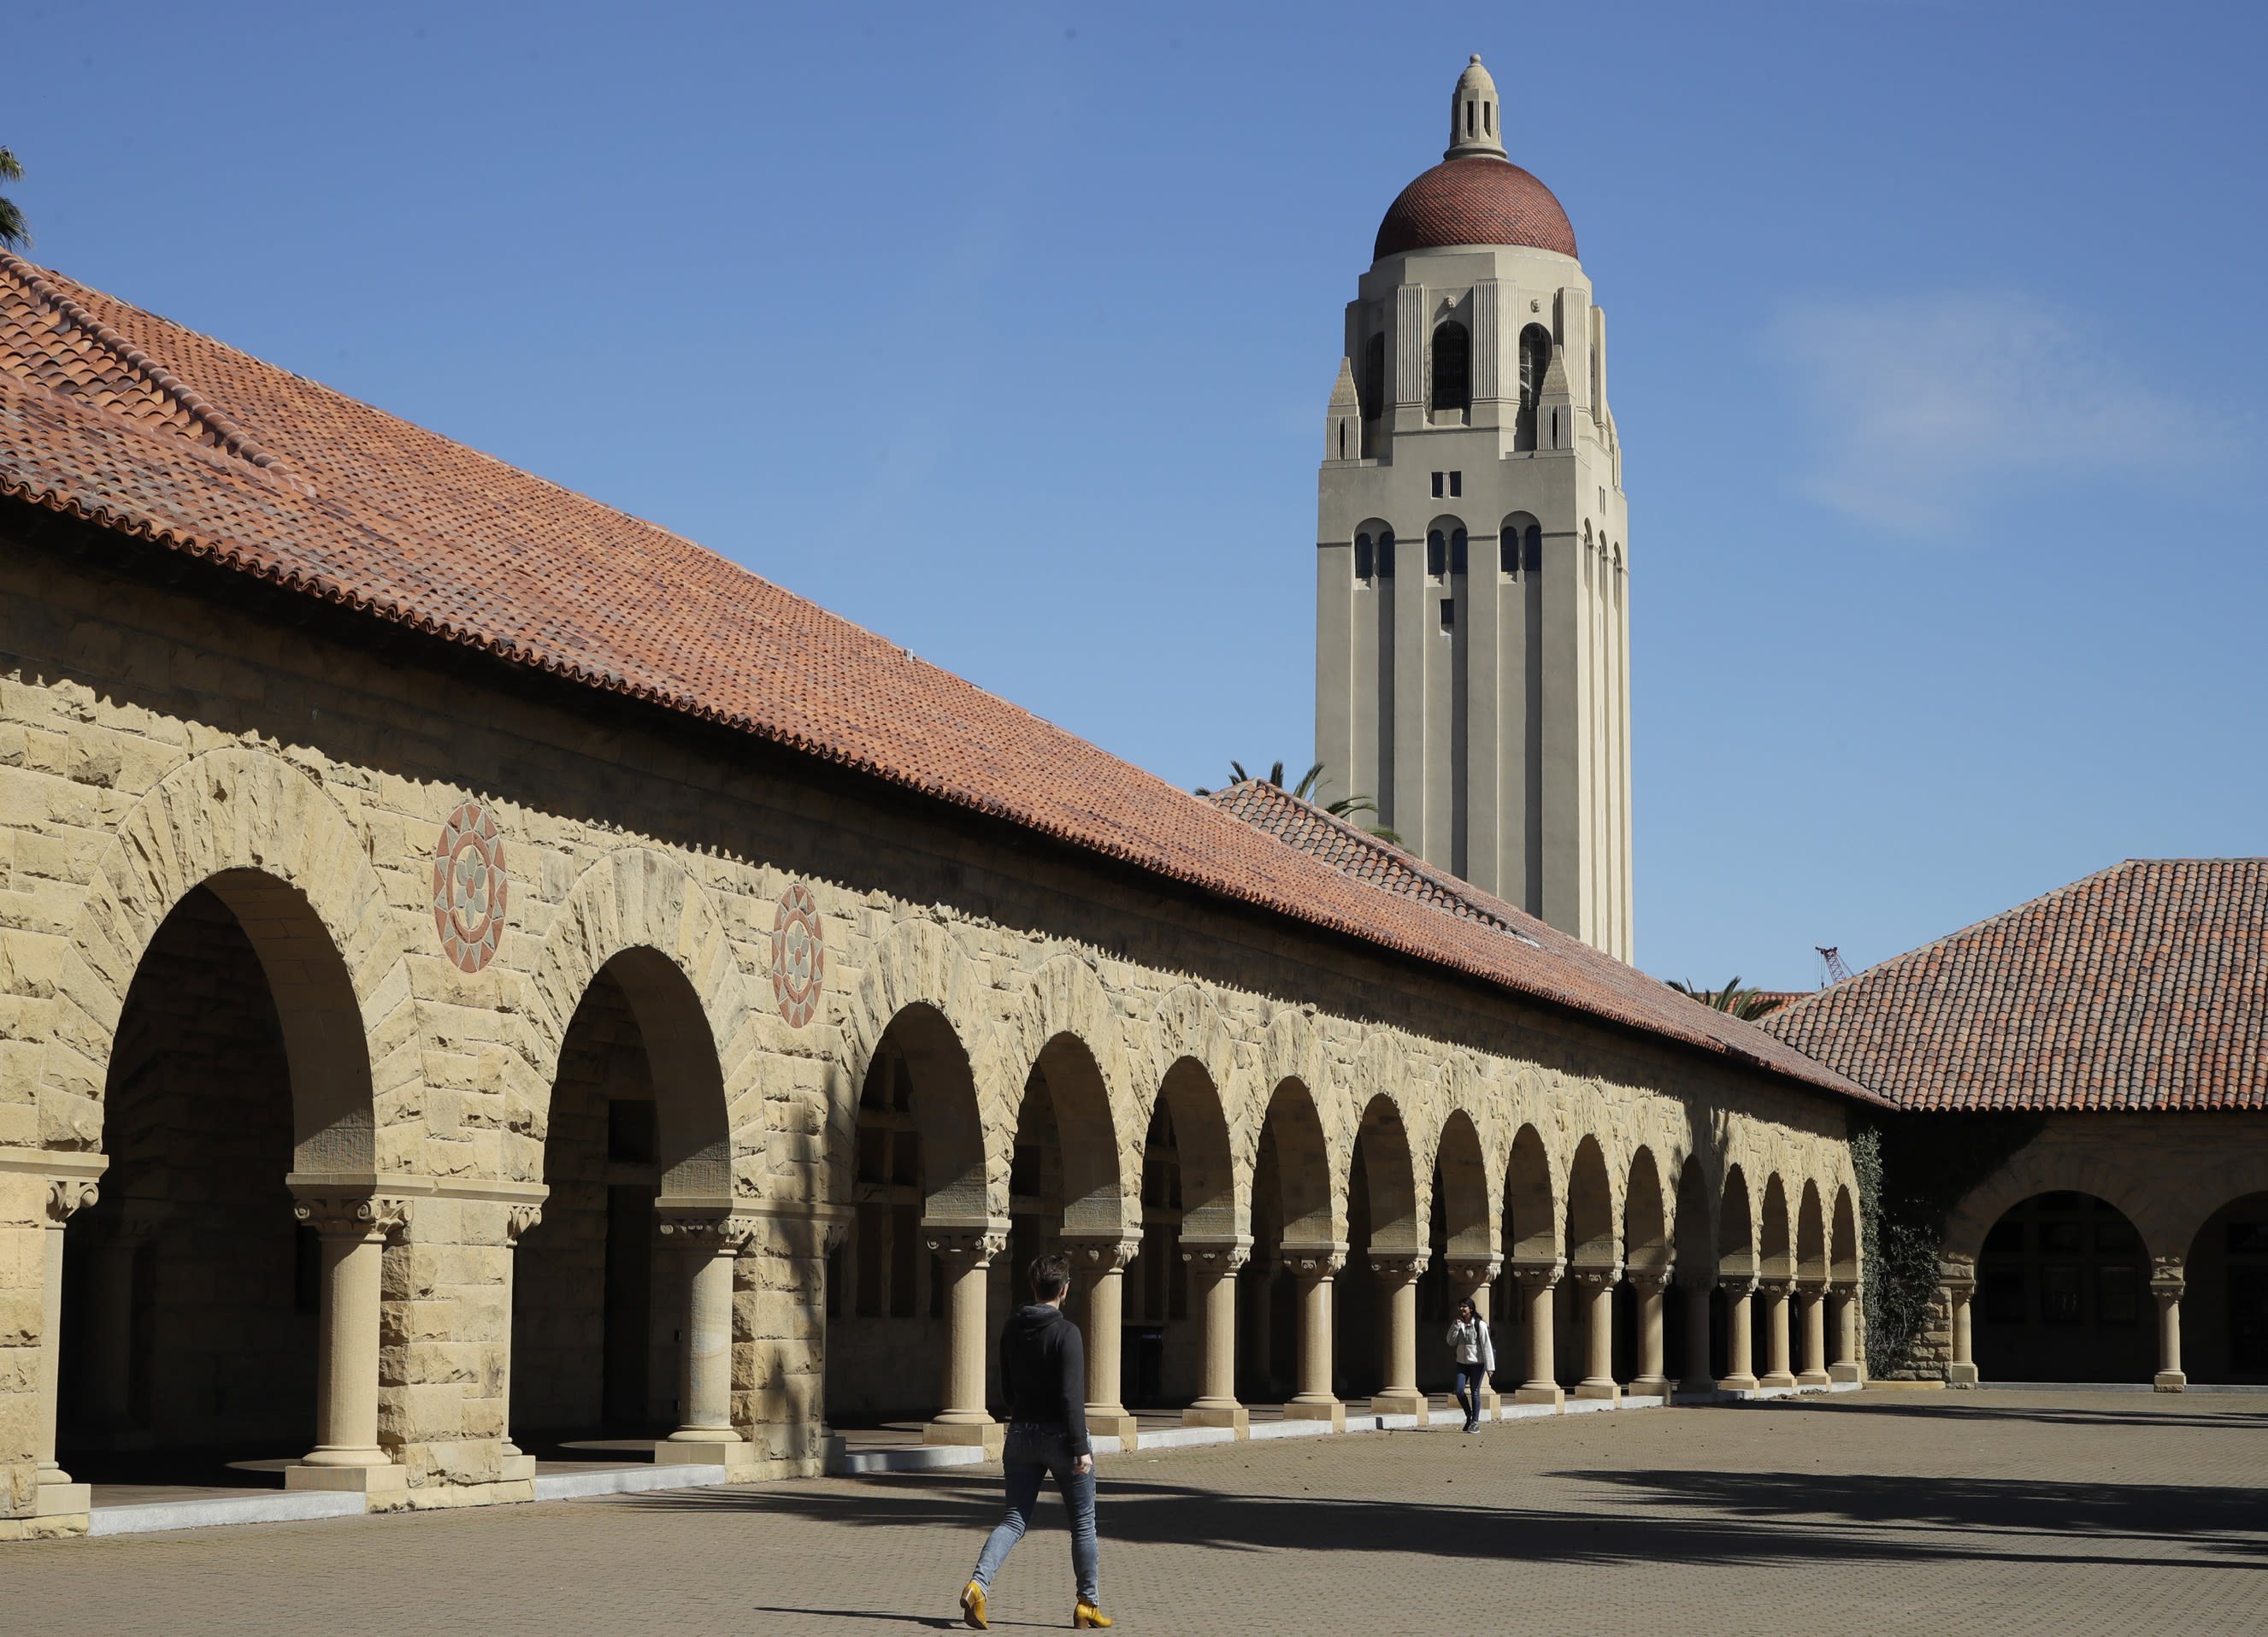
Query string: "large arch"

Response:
xmin=1156 ymin=1056 xmax=1238 ymax=1243
xmin=1758 ymin=1175 xmax=1793 ymax=1281
xmin=1717 ymin=1165 xmax=1756 ymax=1281
xmin=1434 ymin=1110 xmax=1493 ymax=1263
xmin=1830 ymin=1185 xmax=1860 ymax=1283
xmin=1565 ymin=1136 xmax=1617 ymax=1271
xmin=1505 ymin=1124 xmax=1559 ymax=1263
xmin=1796 ymin=1181 xmax=1828 ymax=1284
xmin=45 ymin=746 xmax=403 ymax=1168
xmin=1943 ymin=1144 xmax=2170 ymax=1264
xmin=1624 ymin=1148 xmax=1670 ymax=1274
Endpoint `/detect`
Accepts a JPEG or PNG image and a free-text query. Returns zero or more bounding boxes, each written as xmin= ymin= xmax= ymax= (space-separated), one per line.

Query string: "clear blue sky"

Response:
xmin=14 ymin=1 xmax=2265 ymax=990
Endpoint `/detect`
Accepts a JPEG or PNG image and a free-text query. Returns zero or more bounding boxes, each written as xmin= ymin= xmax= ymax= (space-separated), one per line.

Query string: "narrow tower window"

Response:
xmin=1450 ymin=528 xmax=1469 ymax=574
xmin=1430 ymin=321 xmax=1470 ymax=414
xmin=1525 ymin=525 xmax=1541 ymax=573
xmin=1377 ymin=529 xmax=1396 ymax=578
xmin=1500 ymin=525 xmax=1518 ymax=577
xmin=1426 ymin=530 xmax=1446 ymax=579
xmin=1517 ymin=323 xmax=1552 ymax=448
xmin=1363 ymin=333 xmax=1385 ymax=421
xmin=1355 ymin=533 xmax=1374 ymax=580
xmin=1440 ymin=598 xmax=1455 ymax=629
xmin=1464 ymin=100 xmax=1476 ymax=138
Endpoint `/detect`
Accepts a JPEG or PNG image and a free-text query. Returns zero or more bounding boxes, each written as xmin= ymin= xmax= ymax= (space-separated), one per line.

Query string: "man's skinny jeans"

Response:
xmin=971 ymin=1423 xmax=1099 ymax=1605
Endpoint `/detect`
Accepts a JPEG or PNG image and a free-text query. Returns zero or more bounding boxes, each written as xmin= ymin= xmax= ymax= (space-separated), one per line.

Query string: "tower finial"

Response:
xmin=1445 ymin=55 xmax=1506 ymax=162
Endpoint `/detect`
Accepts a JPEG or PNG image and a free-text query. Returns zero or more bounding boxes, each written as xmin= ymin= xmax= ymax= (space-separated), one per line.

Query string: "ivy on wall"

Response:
xmin=1851 ymin=1108 xmax=2047 ymax=1377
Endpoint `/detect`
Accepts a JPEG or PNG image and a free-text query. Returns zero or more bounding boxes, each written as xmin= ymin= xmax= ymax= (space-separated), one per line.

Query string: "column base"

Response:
xmin=286 ymin=1462 xmax=408 ymax=1493
xmin=1089 ymin=1410 xmax=1140 ymax=1447
xmin=1759 ymin=1372 xmax=1798 ymax=1390
xmin=1369 ymin=1391 xmax=1429 ymax=1422
xmin=1797 ymin=1370 xmax=1833 ymax=1388
xmin=1628 ymin=1375 xmax=1670 ymax=1399
xmin=1946 ymin=1362 xmax=1979 ymax=1387
xmin=500 ymin=1452 xmax=537 ymax=1482
xmin=1574 ymin=1381 xmax=1620 ymax=1402
xmin=1182 ymin=1403 xmax=1249 ymax=1437
xmin=1716 ymin=1374 xmax=1758 ymax=1393
xmin=1512 ymin=1383 xmax=1564 ymax=1408
xmin=1284 ymin=1398 xmax=1346 ymax=1432
xmin=1829 ymin=1363 xmax=1864 ymax=1384
xmin=32 ymin=1481 xmax=91 ymax=1517
xmin=2154 ymin=1370 xmax=2188 ymax=1393
xmin=925 ymin=1418 xmax=1007 ymax=1456
xmin=656 ymin=1439 xmax=747 ymax=1467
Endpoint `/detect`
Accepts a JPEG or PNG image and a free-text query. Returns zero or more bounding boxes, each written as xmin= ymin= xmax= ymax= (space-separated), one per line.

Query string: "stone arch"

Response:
xmin=1566 ymin=1134 xmax=1617 ymax=1269
xmin=1830 ymin=1184 xmax=1860 ymax=1283
xmin=844 ymin=919 xmax=996 ymax=1221
xmin=1157 ymin=1055 xmax=1239 ymax=1240
xmin=1796 ymin=1180 xmax=1829 ymax=1283
xmin=1354 ymin=1092 xmax=1421 ymax=1252
xmin=2159 ymin=1153 xmax=2268 ymax=1265
xmin=1672 ymin=1156 xmax=1714 ymax=1273
xmin=981 ymin=954 xmax=1133 ymax=1231
xmin=1624 ymin=1146 xmax=1670 ymax=1273
xmin=1718 ymin=1165 xmax=1757 ymax=1280
xmin=46 ymin=746 xmax=407 ymax=1169
xmin=1758 ymin=1174 xmax=1794 ymax=1281
xmin=1260 ymin=1079 xmax=1336 ymax=1247
xmin=528 ymin=847 xmax=750 ymax=1199
xmin=1505 ymin=1123 xmax=1559 ymax=1261
xmin=1019 ymin=1031 xmax=1130 ymax=1238
xmin=1434 ymin=1110 xmax=1492 ymax=1260
xmin=1942 ymin=1142 xmax=2169 ymax=1263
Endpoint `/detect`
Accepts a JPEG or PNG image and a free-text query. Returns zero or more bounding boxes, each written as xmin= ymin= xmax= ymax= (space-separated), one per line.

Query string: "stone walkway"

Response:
xmin=13 ymin=1390 xmax=2268 ymax=1635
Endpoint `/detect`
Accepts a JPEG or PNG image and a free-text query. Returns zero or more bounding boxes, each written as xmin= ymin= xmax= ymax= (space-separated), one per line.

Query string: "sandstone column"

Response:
xmin=1284 ymin=1248 xmax=1346 ymax=1431
xmin=1511 ymin=1261 xmax=1564 ymax=1407
xmin=1181 ymin=1238 xmax=1252 ymax=1436
xmin=2152 ymin=1257 xmax=2187 ymax=1392
xmin=287 ymin=1190 xmax=413 ymax=1494
xmin=653 ymin=1210 xmax=757 ymax=1467
xmin=1760 ymin=1280 xmax=1797 ymax=1388
xmin=1574 ymin=1265 xmax=1621 ymax=1401
xmin=1943 ymin=1259 xmax=1978 ymax=1387
xmin=1628 ymin=1268 xmax=1671 ymax=1399
xmin=1717 ymin=1277 xmax=1758 ymax=1393
xmin=924 ymin=1228 xmax=1007 ymax=1452
xmin=1368 ymin=1252 xmax=1429 ymax=1422
xmin=1796 ymin=1281 xmax=1831 ymax=1387
xmin=1446 ymin=1257 xmax=1503 ymax=1421
xmin=31 ymin=1177 xmax=99 ymax=1517
xmin=1680 ymin=1273 xmax=1716 ymax=1394
xmin=1829 ymin=1281 xmax=1864 ymax=1384
xmin=1067 ymin=1234 xmax=1143 ymax=1447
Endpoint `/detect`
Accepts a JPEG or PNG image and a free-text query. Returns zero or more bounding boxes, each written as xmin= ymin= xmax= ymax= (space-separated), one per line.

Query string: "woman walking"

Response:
xmin=1446 ymin=1297 xmax=1495 ymax=1433
xmin=960 ymin=1252 xmax=1112 ymax=1630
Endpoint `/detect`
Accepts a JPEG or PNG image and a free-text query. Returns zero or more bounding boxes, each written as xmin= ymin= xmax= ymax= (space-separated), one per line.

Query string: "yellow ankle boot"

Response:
xmin=1074 ymin=1599 xmax=1113 ymax=1628
xmin=960 ymin=1581 xmax=988 ymax=1630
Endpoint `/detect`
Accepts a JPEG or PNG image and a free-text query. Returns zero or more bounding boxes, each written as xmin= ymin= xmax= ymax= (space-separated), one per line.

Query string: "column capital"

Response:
xmin=2151 ymin=1255 xmax=2186 ymax=1300
xmin=1181 ymin=1239 xmax=1252 ymax=1275
xmin=1829 ymin=1278 xmax=1864 ymax=1298
xmin=1284 ymin=1245 xmax=1347 ymax=1281
xmin=925 ymin=1228 xmax=1008 ymax=1267
xmin=1939 ymin=1254 xmax=1977 ymax=1293
xmin=1569 ymin=1263 xmax=1623 ymax=1290
xmin=1445 ymin=1256 xmax=1502 ymax=1288
xmin=656 ymin=1210 xmax=761 ymax=1255
xmin=504 ymin=1204 xmax=545 ymax=1246
xmin=1626 ymin=1266 xmax=1674 ymax=1294
xmin=1510 ymin=1258 xmax=1564 ymax=1291
xmin=1063 ymin=1234 xmax=1144 ymax=1275
xmin=291 ymin=1191 xmax=414 ymax=1243
xmin=1717 ymin=1274 xmax=1758 ymax=1298
xmin=1366 ymin=1251 xmax=1429 ymax=1285
xmin=1794 ymin=1275 xmax=1829 ymax=1296
xmin=1758 ymin=1276 xmax=1797 ymax=1298
xmin=44 ymin=1177 xmax=99 ymax=1225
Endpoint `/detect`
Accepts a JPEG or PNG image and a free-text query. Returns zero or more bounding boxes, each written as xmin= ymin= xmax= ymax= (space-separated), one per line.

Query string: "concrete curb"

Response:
xmin=530 ymin=1463 xmax=729 ymax=1500
xmin=87 ymin=1490 xmax=366 ymax=1537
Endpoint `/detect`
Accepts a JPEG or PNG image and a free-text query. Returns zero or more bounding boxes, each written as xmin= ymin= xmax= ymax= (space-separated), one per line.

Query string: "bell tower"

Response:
xmin=1313 ymin=56 xmax=1633 ymax=962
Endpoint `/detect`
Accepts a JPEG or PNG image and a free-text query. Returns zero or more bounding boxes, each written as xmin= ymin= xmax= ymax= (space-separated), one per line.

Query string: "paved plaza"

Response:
xmin=12 ymin=1391 xmax=2267 ymax=1636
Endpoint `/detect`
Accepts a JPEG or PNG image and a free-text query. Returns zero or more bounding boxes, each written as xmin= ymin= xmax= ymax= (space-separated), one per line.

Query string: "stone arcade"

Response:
xmin=0 ymin=114 xmax=1869 ymax=1534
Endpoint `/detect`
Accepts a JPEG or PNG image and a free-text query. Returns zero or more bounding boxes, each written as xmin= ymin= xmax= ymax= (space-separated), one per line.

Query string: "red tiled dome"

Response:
xmin=1374 ymin=156 xmax=1577 ymax=262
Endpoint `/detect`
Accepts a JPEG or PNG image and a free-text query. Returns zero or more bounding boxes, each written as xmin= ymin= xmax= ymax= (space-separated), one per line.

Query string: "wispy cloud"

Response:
xmin=1771 ymin=292 xmax=2231 ymax=532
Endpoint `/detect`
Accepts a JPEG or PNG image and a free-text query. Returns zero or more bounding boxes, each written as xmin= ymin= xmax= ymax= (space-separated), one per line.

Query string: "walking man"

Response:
xmin=1447 ymin=1296 xmax=1495 ymax=1433
xmin=961 ymin=1252 xmax=1112 ymax=1630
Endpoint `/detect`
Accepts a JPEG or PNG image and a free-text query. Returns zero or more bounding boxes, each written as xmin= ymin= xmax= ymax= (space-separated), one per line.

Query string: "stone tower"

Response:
xmin=1313 ymin=55 xmax=1633 ymax=962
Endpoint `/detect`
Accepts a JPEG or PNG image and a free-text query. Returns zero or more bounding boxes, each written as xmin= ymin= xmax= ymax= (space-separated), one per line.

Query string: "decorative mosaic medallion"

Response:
xmin=771 ymin=881 xmax=825 ymax=1028
xmin=432 ymin=801 xmax=509 ymax=973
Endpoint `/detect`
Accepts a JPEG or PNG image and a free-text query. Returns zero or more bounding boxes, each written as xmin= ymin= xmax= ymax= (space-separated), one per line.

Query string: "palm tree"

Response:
xmin=0 ymin=148 xmax=27 ymax=250
xmin=1194 ymin=760 xmax=1400 ymax=844
xmin=1668 ymin=976 xmax=1788 ymax=1022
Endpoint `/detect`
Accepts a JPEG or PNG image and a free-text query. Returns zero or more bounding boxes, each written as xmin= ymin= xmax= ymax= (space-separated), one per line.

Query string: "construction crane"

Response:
xmin=1817 ymin=945 xmax=1853 ymax=986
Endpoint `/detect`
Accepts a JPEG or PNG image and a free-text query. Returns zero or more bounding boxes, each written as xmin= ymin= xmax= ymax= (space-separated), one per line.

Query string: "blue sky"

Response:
xmin=12 ymin=1 xmax=2265 ymax=989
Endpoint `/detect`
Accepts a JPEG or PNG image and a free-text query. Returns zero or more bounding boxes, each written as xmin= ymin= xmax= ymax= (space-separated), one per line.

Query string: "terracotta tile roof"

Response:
xmin=1374 ymin=157 xmax=1578 ymax=262
xmin=1204 ymin=781 xmax=1876 ymax=1098
xmin=1762 ymin=859 xmax=2268 ymax=1112
xmin=0 ymin=253 xmax=1872 ymax=1104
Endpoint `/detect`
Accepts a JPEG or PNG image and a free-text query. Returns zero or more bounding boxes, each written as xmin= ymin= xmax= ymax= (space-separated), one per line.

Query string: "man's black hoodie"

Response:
xmin=999 ymin=1301 xmax=1090 ymax=1456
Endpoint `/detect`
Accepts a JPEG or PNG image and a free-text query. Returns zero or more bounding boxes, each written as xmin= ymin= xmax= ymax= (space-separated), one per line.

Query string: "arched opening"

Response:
xmin=2184 ymin=1193 xmax=2268 ymax=1384
xmin=1755 ymin=1175 xmax=1793 ymax=1381
xmin=1976 ymin=1192 xmax=2153 ymax=1383
xmin=57 ymin=871 xmax=373 ymax=1493
xmin=1341 ymin=1096 xmax=1417 ymax=1401
xmin=1516 ymin=323 xmax=1552 ymax=449
xmin=1565 ymin=1136 xmax=1617 ymax=1390
xmin=1621 ymin=1148 xmax=1668 ymax=1384
xmin=1495 ymin=1124 xmax=1558 ymax=1393
xmin=1362 ymin=332 xmax=1385 ymax=421
xmin=510 ymin=947 xmax=730 ymax=1454
xmin=1430 ymin=321 xmax=1470 ymax=416
xmin=1140 ymin=1058 xmax=1234 ymax=1410
xmin=819 ymin=1004 xmax=985 ymax=1425
xmin=1422 ymin=1113 xmax=1490 ymax=1387
xmin=1797 ymin=1182 xmax=1827 ymax=1284
xmin=1246 ymin=1081 xmax=1333 ymax=1403
xmin=1670 ymin=1157 xmax=1715 ymax=1385
xmin=1715 ymin=1166 xmax=1756 ymax=1381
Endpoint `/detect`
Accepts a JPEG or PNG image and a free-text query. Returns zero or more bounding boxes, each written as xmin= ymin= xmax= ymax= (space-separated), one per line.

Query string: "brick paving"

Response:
xmin=12 ymin=1390 xmax=2268 ymax=1636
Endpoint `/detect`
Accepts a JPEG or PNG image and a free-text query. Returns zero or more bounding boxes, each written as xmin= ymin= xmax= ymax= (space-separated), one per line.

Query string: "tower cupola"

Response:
xmin=1444 ymin=55 xmax=1505 ymax=162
